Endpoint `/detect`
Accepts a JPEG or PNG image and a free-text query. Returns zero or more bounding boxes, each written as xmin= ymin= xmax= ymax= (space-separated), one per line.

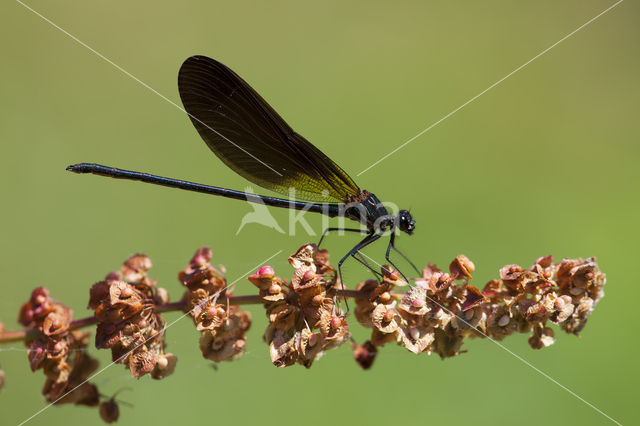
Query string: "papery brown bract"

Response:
xmin=297 ymin=329 xmax=325 ymax=368
xmin=371 ymin=304 xmax=401 ymax=334
xmin=450 ymin=255 xmax=475 ymax=280
xmin=399 ymin=321 xmax=435 ymax=354
xmin=151 ymin=353 xmax=177 ymax=379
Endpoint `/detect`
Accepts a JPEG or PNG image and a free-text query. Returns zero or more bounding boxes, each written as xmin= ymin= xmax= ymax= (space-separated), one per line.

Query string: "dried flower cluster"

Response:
xmin=18 ymin=287 xmax=100 ymax=408
xmin=350 ymin=253 xmax=606 ymax=361
xmin=179 ymin=248 xmax=251 ymax=363
xmin=89 ymin=254 xmax=176 ymax=380
xmin=485 ymin=256 xmax=606 ymax=348
xmin=352 ymin=255 xmax=485 ymax=359
xmin=249 ymin=244 xmax=350 ymax=368
xmin=0 ymin=244 xmax=606 ymax=423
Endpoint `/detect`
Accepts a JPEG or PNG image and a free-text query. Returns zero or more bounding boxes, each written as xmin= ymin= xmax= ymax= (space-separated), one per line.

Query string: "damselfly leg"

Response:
xmin=318 ymin=227 xmax=368 ymax=247
xmin=336 ymin=232 xmax=381 ymax=316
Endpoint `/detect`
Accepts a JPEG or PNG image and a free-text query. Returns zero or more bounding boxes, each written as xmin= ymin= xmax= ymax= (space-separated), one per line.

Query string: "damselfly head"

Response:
xmin=398 ymin=210 xmax=415 ymax=235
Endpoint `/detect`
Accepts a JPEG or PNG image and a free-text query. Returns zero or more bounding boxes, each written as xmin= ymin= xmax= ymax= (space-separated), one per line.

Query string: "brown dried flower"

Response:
xmin=1 ymin=244 xmax=607 ymax=424
xmin=352 ymin=340 xmax=378 ymax=370
xmin=450 ymin=255 xmax=475 ymax=280
xmin=99 ymin=398 xmax=120 ymax=424
xmin=89 ymin=254 xmax=175 ymax=379
xmin=349 ymin=252 xmax=606 ymax=360
xmin=180 ymin=248 xmax=252 ymax=364
xmin=18 ymin=288 xmax=101 ymax=410
xmin=257 ymin=244 xmax=351 ymax=368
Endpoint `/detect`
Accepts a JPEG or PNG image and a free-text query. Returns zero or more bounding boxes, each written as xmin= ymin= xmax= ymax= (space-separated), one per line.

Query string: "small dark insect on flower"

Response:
xmin=0 ymin=245 xmax=606 ymax=423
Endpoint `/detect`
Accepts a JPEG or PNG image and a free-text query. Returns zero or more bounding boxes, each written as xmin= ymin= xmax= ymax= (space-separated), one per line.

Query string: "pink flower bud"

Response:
xmin=257 ymin=265 xmax=275 ymax=278
xmin=411 ymin=298 xmax=425 ymax=308
xmin=120 ymin=286 xmax=133 ymax=298
xmin=330 ymin=316 xmax=342 ymax=329
xmin=383 ymin=309 xmax=395 ymax=323
xmin=268 ymin=283 xmax=281 ymax=294
xmin=303 ymin=269 xmax=315 ymax=282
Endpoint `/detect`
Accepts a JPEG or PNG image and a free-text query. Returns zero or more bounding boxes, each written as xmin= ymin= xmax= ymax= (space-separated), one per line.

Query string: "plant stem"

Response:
xmin=0 ymin=289 xmax=369 ymax=344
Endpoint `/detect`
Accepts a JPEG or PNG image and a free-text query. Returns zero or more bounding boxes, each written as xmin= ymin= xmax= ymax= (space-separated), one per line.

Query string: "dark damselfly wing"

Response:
xmin=178 ymin=55 xmax=360 ymax=202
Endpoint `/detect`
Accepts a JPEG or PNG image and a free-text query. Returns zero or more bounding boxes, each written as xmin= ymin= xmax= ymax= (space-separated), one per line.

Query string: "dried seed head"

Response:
xmin=311 ymin=294 xmax=324 ymax=306
xmin=401 ymin=325 xmax=435 ymax=354
xmin=191 ymin=247 xmax=213 ymax=266
xmin=151 ymin=353 xmax=177 ymax=380
xmin=498 ymin=315 xmax=510 ymax=327
xmin=399 ymin=286 xmax=429 ymax=316
xmin=99 ymin=398 xmax=119 ymax=424
xmin=43 ymin=313 xmax=69 ymax=336
xmin=379 ymin=291 xmax=392 ymax=304
xmin=288 ymin=244 xmax=317 ymax=270
xmin=154 ymin=287 xmax=169 ymax=305
xmin=450 ymin=255 xmax=475 ymax=279
xmin=352 ymin=340 xmax=378 ymax=370
xmin=534 ymin=255 xmax=553 ymax=268
xmin=372 ymin=305 xmax=400 ymax=334
xmin=268 ymin=283 xmax=282 ymax=294
xmin=529 ymin=325 xmax=555 ymax=349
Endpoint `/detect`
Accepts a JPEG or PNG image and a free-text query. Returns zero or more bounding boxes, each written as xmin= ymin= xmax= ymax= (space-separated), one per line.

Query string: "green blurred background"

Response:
xmin=1 ymin=0 xmax=638 ymax=424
